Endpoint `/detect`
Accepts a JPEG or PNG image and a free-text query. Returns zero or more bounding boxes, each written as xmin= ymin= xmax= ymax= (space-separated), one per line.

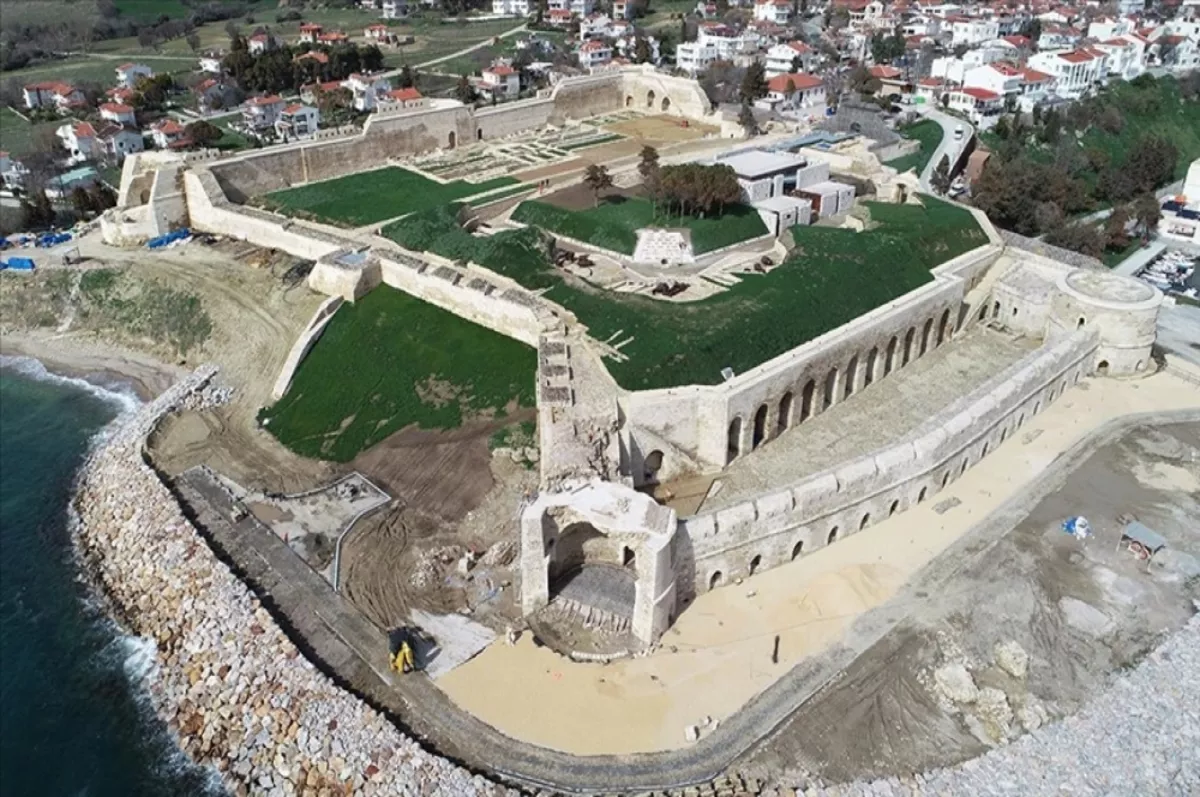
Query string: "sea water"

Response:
xmin=0 ymin=358 xmax=222 ymax=797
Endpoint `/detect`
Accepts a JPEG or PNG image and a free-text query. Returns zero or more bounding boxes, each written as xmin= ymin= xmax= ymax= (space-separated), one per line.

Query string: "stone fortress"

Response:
xmin=101 ymin=66 xmax=1164 ymax=650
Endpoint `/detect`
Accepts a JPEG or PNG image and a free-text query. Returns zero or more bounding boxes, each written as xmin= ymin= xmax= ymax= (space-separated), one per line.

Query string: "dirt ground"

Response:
xmin=605 ymin=114 xmax=719 ymax=143
xmin=540 ymin=182 xmax=646 ymax=212
xmin=746 ymin=421 xmax=1200 ymax=784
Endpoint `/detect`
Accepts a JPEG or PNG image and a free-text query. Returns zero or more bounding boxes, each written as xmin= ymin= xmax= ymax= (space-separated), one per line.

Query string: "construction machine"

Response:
xmin=388 ymin=626 xmax=429 ymax=674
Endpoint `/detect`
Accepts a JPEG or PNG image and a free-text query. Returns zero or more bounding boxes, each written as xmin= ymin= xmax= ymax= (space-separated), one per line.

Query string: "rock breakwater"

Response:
xmin=72 ymin=366 xmax=513 ymax=797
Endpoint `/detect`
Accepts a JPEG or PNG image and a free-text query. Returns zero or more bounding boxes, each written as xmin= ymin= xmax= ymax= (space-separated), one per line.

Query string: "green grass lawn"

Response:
xmin=386 ymin=196 xmax=988 ymax=390
xmin=260 ymin=285 xmax=536 ymax=461
xmin=885 ymin=119 xmax=944 ymax=176
xmin=263 ymin=166 xmax=517 ymax=226
xmin=511 ymin=196 xmax=769 ymax=256
xmin=1 ymin=55 xmax=196 ymax=87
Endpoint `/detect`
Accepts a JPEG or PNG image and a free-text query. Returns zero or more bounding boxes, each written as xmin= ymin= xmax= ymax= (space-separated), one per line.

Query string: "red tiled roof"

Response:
xmin=767 ymin=72 xmax=823 ymax=91
xmin=918 ymin=77 xmax=944 ymax=86
xmin=153 ymin=119 xmax=185 ymax=134
xmin=72 ymin=122 xmax=97 ymax=138
xmin=295 ymin=51 xmax=330 ymax=63
xmin=991 ymin=62 xmax=1022 ymax=75
xmin=785 ymin=40 xmax=813 ymax=53
xmin=486 ymin=64 xmax=517 ymax=75
xmin=300 ymin=23 xmax=323 ymax=31
xmin=1101 ymin=37 xmax=1132 ymax=46
xmin=1158 ymin=34 xmax=1186 ymax=45
xmin=388 ymin=87 xmax=422 ymax=101
xmin=100 ymin=102 xmax=134 ymax=114
xmin=1001 ymin=34 xmax=1030 ymax=46
xmin=283 ymin=103 xmax=308 ymax=114
xmin=366 ymin=23 xmax=388 ymax=30
xmin=25 ymin=80 xmax=74 ymax=93
xmin=116 ymin=62 xmax=138 ymax=71
xmin=960 ymin=87 xmax=1001 ymax=100
xmin=195 ymin=78 xmax=219 ymax=92
xmin=1058 ymin=49 xmax=1094 ymax=62
xmin=1022 ymin=67 xmax=1053 ymax=82
xmin=247 ymin=94 xmax=283 ymax=106
xmin=868 ymin=65 xmax=902 ymax=79
xmin=107 ymin=87 xmax=136 ymax=102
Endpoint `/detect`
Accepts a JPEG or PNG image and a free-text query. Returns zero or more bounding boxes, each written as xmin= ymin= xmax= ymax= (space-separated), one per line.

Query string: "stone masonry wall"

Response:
xmin=675 ymin=331 xmax=1098 ymax=601
xmin=73 ymin=367 xmax=513 ymax=797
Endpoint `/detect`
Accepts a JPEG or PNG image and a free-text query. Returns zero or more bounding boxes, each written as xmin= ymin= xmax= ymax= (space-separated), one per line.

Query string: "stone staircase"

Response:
xmin=634 ymin=228 xmax=694 ymax=266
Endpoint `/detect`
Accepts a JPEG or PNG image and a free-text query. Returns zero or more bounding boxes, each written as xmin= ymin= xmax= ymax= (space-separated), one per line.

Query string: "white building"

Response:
xmin=1093 ymin=36 xmax=1146 ymax=81
xmin=248 ymin=32 xmax=281 ymax=55
xmin=612 ymin=0 xmax=634 ymax=19
xmin=715 ymin=149 xmax=828 ymax=203
xmin=199 ymin=53 xmax=224 ymax=74
xmin=341 ymin=73 xmax=393 ymax=111
xmin=753 ymin=0 xmax=793 ymax=25
xmin=948 ymin=16 xmax=1000 ymax=47
xmin=1087 ymin=16 xmax=1133 ymax=41
xmin=961 ymin=62 xmax=1022 ymax=101
xmin=242 ymin=95 xmax=286 ymax=129
xmin=114 ymin=62 xmax=153 ymax=89
xmin=492 ymin=0 xmax=529 ymax=14
xmin=1027 ymin=49 xmax=1103 ymax=99
xmin=580 ymin=13 xmax=612 ymax=38
xmin=577 ymin=39 xmax=613 ymax=69
xmin=548 ymin=0 xmax=594 ymax=16
xmin=675 ymin=41 xmax=719 ymax=75
xmin=761 ymin=72 xmax=825 ymax=110
xmin=764 ymin=41 xmax=818 ymax=76
xmin=382 ymin=0 xmax=411 ymax=17
xmin=380 ymin=87 xmax=426 ymax=110
xmin=57 ymin=121 xmax=99 ymax=164
xmin=94 ymin=122 xmax=144 ymax=163
xmin=1158 ymin=158 xmax=1200 ymax=243
xmin=150 ymin=118 xmax=187 ymax=149
xmin=481 ymin=64 xmax=521 ymax=98
xmin=1037 ymin=24 xmax=1081 ymax=52
xmin=275 ymin=103 xmax=320 ymax=140
xmin=99 ymin=102 xmax=137 ymax=126
xmin=945 ymin=87 xmax=1003 ymax=129
xmin=23 ymin=81 xmax=83 ymax=112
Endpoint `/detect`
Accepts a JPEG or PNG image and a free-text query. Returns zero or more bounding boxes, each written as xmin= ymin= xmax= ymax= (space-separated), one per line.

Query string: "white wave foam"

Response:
xmin=121 ymin=635 xmax=161 ymax=683
xmin=0 ymin=354 xmax=142 ymax=416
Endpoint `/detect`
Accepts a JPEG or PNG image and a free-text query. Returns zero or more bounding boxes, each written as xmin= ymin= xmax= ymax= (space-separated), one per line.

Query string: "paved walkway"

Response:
xmin=917 ymin=107 xmax=973 ymax=193
xmin=171 ymin=371 xmax=1200 ymax=793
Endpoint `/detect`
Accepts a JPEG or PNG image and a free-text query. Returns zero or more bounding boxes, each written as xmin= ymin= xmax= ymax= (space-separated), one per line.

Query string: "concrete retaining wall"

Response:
xmin=675 ymin=330 xmax=1098 ymax=600
xmin=271 ymin=295 xmax=345 ymax=400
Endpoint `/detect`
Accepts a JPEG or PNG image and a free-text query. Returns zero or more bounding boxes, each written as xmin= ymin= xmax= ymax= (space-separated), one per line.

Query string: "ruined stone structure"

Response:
xmin=101 ymin=68 xmax=1164 ymax=648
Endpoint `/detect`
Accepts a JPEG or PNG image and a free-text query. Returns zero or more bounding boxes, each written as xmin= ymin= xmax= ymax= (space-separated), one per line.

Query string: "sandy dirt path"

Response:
xmin=436 ymin=369 xmax=1200 ymax=755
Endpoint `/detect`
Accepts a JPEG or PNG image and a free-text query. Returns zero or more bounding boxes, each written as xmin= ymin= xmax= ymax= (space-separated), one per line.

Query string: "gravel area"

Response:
xmin=795 ymin=611 xmax=1199 ymax=796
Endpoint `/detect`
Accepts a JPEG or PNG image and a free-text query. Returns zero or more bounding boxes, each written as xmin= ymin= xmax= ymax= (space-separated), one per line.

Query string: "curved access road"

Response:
xmin=918 ymin=106 xmax=974 ymax=193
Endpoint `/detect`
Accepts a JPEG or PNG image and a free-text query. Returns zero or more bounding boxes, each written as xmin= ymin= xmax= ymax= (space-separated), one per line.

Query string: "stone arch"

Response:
xmin=548 ymin=522 xmax=606 ymax=583
xmin=727 ymin=416 xmax=742 ymax=463
xmin=800 ymin=379 xmax=815 ymax=422
xmin=778 ymin=392 xmax=794 ymax=433
xmin=823 ymin=367 xmax=838 ymax=409
xmin=827 ymin=525 xmax=840 ymax=545
xmin=477 ymin=128 xmax=484 ymax=140
xmin=918 ymin=486 xmax=927 ymax=503
xmin=1034 ymin=400 xmax=1041 ymax=414
xmin=752 ymin=404 xmax=768 ymax=449
xmin=960 ymin=458 xmax=969 ymax=476
xmin=1000 ymin=427 xmax=1007 ymax=442
xmin=661 ymin=96 xmax=671 ymax=111
xmin=791 ymin=540 xmax=804 ymax=560
xmin=864 ymin=347 xmax=878 ymax=387
xmin=748 ymin=554 xmax=762 ymax=575
xmin=902 ymin=328 xmax=915 ymax=366
xmin=646 ymin=89 xmax=656 ymax=108
xmin=1077 ymin=316 xmax=1086 ymax=328
xmin=920 ymin=318 xmax=933 ymax=355
xmin=860 ymin=512 xmax=871 ymax=530
xmin=938 ymin=308 xmax=951 ymax=344
xmin=1097 ymin=359 xmax=1110 ymax=375
xmin=643 ymin=450 xmax=664 ymax=483
xmin=1136 ymin=360 xmax=1145 ymax=372
xmin=709 ymin=570 xmax=723 ymax=590
xmin=885 ymin=336 xmax=898 ymax=375
xmin=622 ymin=545 xmax=636 ymax=568
xmin=448 ymin=130 xmax=456 ymax=149
xmin=1012 ymin=306 xmax=1019 ymax=317
xmin=844 ymin=354 xmax=859 ymax=399
xmin=978 ymin=304 xmax=988 ymax=322
xmin=625 ymin=94 xmax=633 ymax=107
xmin=992 ymin=300 xmax=1000 ymax=319
xmin=982 ymin=441 xmax=989 ymax=458
xmin=942 ymin=471 xmax=950 ymax=488
xmin=889 ymin=499 xmax=899 ymax=517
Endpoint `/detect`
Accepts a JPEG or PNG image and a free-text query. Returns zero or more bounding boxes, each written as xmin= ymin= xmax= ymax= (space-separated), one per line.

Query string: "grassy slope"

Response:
xmin=263 ymin=166 xmax=516 ymax=226
xmin=511 ymin=196 xmax=769 ymax=255
xmin=1080 ymin=77 xmax=1200 ymax=182
xmin=387 ymin=196 xmax=987 ymax=390
xmin=260 ymin=286 xmax=536 ymax=462
xmin=885 ymin=119 xmax=944 ymax=176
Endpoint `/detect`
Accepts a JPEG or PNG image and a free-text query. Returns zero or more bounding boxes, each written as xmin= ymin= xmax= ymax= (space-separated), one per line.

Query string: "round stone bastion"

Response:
xmin=1050 ymin=270 xmax=1162 ymax=377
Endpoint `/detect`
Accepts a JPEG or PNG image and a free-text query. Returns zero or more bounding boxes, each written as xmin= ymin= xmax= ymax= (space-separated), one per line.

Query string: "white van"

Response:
xmin=954 ymin=125 xmax=964 ymax=141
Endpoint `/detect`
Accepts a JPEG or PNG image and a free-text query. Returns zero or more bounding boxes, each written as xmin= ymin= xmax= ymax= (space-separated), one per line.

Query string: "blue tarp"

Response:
xmin=36 ymin=232 xmax=72 ymax=248
xmin=146 ymin=228 xmax=191 ymax=249
xmin=2 ymin=257 xmax=36 ymax=271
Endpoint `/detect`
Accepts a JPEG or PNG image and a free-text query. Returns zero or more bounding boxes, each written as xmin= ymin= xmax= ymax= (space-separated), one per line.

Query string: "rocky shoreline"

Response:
xmin=72 ymin=366 xmax=513 ymax=797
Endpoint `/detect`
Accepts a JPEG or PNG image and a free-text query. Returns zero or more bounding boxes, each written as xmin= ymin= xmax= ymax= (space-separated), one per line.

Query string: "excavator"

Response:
xmin=388 ymin=626 xmax=429 ymax=674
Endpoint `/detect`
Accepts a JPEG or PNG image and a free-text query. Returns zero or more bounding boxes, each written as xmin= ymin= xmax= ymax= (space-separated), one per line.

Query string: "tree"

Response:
xmin=398 ymin=64 xmax=416 ymax=89
xmin=583 ymin=163 xmax=613 ymax=207
xmin=739 ymin=61 xmax=767 ymax=104
xmin=634 ymin=35 xmax=653 ymax=64
xmin=185 ymin=120 xmax=223 ymax=146
xmin=1104 ymin=205 xmax=1131 ymax=251
xmin=455 ymin=74 xmax=478 ymax=104
xmin=186 ymin=32 xmax=202 ymax=53
xmin=1132 ymin=193 xmax=1161 ymax=238
xmin=70 ymin=186 xmax=95 ymax=218
xmin=1045 ymin=223 xmax=1106 ymax=259
xmin=931 ymin=155 xmax=952 ymax=194
xmin=19 ymin=187 xmax=56 ymax=231
xmin=637 ymin=145 xmax=660 ymax=195
xmin=738 ymin=101 xmax=758 ymax=136
xmin=940 ymin=92 xmax=949 ymax=109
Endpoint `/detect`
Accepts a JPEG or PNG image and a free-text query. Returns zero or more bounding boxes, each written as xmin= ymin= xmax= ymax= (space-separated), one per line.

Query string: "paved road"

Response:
xmin=404 ymin=22 xmax=527 ymax=74
xmin=916 ymin=106 xmax=973 ymax=193
xmin=168 ymin=404 xmax=1200 ymax=794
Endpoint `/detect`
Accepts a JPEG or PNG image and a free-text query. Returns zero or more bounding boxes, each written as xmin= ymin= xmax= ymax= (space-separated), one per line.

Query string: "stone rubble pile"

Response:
xmin=778 ymin=612 xmax=1200 ymax=797
xmin=73 ymin=366 xmax=514 ymax=797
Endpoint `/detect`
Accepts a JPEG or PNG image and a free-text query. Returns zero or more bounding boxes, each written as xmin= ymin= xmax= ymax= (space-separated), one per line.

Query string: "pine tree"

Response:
xmin=931 ymin=155 xmax=952 ymax=195
xmin=583 ymin=164 xmax=613 ymax=207
xmin=739 ymin=61 xmax=768 ymax=104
